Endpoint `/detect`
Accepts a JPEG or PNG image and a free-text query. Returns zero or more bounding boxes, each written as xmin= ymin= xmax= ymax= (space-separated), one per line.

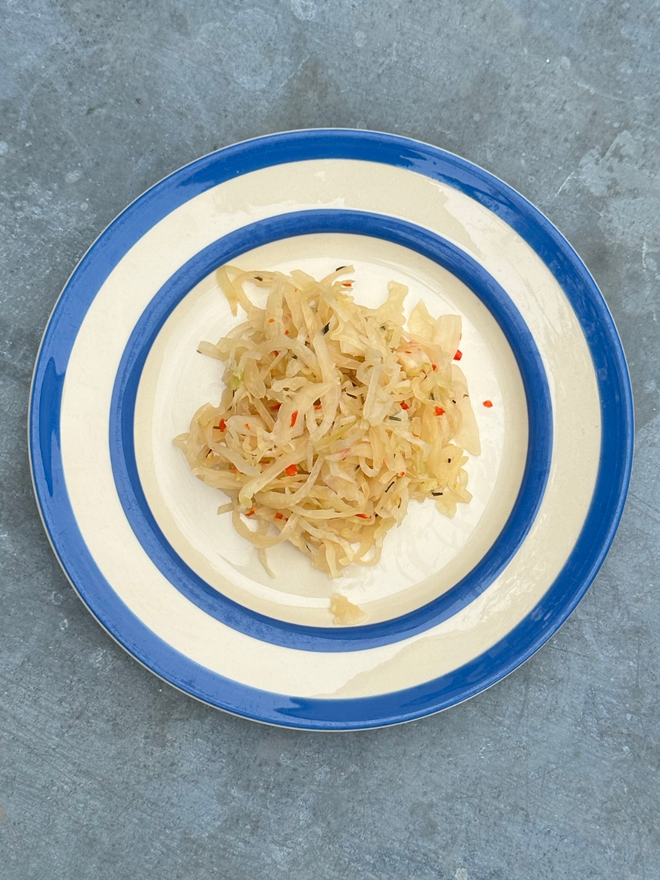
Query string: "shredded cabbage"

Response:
xmin=174 ymin=264 xmax=481 ymax=578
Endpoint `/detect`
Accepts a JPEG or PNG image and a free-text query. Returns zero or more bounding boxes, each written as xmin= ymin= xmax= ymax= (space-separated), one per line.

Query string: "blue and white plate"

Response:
xmin=29 ymin=130 xmax=633 ymax=729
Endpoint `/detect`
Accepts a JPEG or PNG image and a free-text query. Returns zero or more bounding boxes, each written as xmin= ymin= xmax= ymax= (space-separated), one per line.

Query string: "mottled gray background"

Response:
xmin=1 ymin=1 xmax=659 ymax=878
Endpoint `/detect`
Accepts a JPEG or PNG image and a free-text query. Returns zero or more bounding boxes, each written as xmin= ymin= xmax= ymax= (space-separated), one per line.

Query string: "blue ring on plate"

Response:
xmin=110 ymin=209 xmax=552 ymax=651
xmin=29 ymin=130 xmax=633 ymax=727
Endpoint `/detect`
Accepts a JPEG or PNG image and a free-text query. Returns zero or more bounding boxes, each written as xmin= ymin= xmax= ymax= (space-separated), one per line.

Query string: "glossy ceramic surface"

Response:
xmin=29 ymin=130 xmax=633 ymax=729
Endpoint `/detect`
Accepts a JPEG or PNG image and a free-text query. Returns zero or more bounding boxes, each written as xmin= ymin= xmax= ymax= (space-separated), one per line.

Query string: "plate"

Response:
xmin=29 ymin=130 xmax=633 ymax=729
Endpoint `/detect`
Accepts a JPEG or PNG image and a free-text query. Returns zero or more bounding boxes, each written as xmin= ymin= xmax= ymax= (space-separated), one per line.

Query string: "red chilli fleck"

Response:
xmin=270 ymin=403 xmax=281 ymax=411
xmin=431 ymin=364 xmax=438 ymax=371
xmin=435 ymin=406 xmax=445 ymax=416
xmin=314 ymin=404 xmax=323 ymax=410
xmin=275 ymin=513 xmax=284 ymax=520
xmin=342 ymin=282 xmax=353 ymax=287
xmin=246 ymin=508 xmax=256 ymax=517
xmin=268 ymin=317 xmax=275 ymax=323
xmin=290 ymin=410 xmax=299 ymax=428
xmin=454 ymin=349 xmax=463 ymax=361
xmin=285 ymin=464 xmax=298 ymax=477
xmin=218 ymin=419 xmax=227 ymax=431
xmin=483 ymin=399 xmax=494 ymax=408
xmin=399 ymin=471 xmax=406 ymax=477
xmin=284 ymin=329 xmax=290 ymax=335
xmin=400 ymin=401 xmax=410 ymax=410
xmin=356 ymin=513 xmax=369 ymax=519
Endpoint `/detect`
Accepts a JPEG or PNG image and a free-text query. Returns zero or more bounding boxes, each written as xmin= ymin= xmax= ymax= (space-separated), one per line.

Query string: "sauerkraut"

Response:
xmin=174 ymin=264 xmax=480 ymax=578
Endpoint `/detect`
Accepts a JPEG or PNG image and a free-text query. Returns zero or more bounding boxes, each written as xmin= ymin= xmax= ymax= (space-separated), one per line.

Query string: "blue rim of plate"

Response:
xmin=110 ymin=208 xmax=552 ymax=651
xmin=28 ymin=129 xmax=634 ymax=729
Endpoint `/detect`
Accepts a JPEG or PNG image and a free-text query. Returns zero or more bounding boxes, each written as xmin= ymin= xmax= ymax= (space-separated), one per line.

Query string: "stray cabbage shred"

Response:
xmin=174 ymin=264 xmax=481 ymax=578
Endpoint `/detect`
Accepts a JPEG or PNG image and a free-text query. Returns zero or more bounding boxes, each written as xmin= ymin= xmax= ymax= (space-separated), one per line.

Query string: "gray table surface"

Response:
xmin=2 ymin=2 xmax=659 ymax=878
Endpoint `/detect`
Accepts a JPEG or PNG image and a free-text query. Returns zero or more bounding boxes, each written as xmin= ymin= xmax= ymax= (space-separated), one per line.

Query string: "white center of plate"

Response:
xmin=134 ymin=233 xmax=528 ymax=626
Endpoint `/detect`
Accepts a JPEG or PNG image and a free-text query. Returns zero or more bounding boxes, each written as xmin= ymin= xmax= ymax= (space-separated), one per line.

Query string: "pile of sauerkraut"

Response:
xmin=174 ymin=264 xmax=480 ymax=578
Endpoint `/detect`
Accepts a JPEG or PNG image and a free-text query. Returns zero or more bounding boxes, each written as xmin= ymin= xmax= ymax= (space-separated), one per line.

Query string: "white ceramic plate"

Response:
xmin=29 ymin=130 xmax=633 ymax=729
